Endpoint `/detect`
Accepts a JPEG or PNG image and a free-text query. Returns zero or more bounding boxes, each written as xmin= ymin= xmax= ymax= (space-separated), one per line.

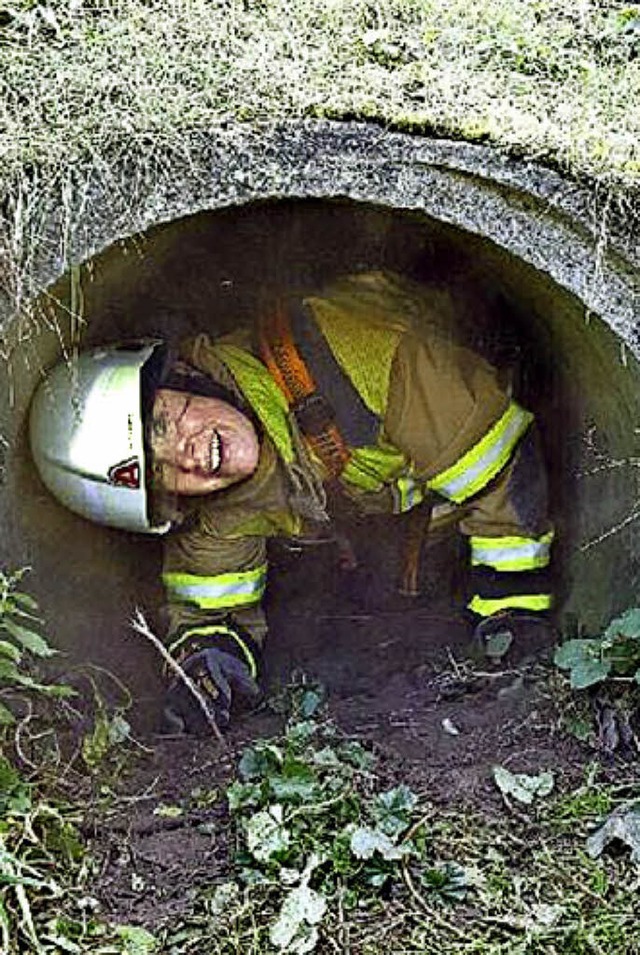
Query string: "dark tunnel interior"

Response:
xmin=1 ymin=198 xmax=639 ymax=728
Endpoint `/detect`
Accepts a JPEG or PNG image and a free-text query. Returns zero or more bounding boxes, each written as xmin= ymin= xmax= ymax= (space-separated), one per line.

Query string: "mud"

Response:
xmin=90 ymin=528 xmax=587 ymax=930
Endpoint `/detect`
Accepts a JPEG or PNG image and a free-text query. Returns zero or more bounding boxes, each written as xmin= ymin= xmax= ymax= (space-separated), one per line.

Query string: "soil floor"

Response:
xmin=86 ymin=521 xmax=590 ymax=931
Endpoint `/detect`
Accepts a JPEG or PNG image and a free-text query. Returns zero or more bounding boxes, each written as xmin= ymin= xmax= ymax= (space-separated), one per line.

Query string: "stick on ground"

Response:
xmin=130 ymin=607 xmax=226 ymax=746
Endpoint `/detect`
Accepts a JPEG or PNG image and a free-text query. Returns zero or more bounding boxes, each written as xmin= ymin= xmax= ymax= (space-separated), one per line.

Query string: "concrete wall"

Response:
xmin=0 ymin=124 xmax=638 ymax=704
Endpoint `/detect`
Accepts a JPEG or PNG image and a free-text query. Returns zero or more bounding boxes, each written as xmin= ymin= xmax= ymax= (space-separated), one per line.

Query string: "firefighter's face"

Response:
xmin=149 ymin=389 xmax=260 ymax=496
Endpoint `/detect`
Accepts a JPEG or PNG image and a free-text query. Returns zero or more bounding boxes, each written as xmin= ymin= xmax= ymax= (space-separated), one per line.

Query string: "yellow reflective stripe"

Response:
xmin=169 ymin=625 xmax=258 ymax=679
xmin=342 ymin=442 xmax=406 ymax=492
xmin=468 ymin=593 xmax=552 ymax=617
xmin=163 ymin=566 xmax=267 ymax=610
xmin=428 ymin=402 xmax=533 ymax=503
xmin=394 ymin=474 xmax=425 ymax=514
xmin=471 ymin=530 xmax=554 ymax=571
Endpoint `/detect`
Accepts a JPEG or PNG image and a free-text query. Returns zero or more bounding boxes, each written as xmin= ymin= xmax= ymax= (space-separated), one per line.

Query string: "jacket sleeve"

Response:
xmin=162 ymin=523 xmax=268 ymax=678
xmin=385 ymin=329 xmax=553 ymax=618
xmin=384 ymin=329 xmax=534 ymax=503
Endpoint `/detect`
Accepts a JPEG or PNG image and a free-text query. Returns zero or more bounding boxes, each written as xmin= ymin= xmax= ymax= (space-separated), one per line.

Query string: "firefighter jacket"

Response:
xmin=161 ymin=272 xmax=553 ymax=674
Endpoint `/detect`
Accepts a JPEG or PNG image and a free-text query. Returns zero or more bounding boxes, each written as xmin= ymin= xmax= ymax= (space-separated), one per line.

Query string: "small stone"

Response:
xmin=442 ymin=717 xmax=461 ymax=736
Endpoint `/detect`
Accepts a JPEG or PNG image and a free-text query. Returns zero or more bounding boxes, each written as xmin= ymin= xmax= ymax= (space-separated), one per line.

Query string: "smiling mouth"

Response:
xmin=209 ymin=429 xmax=222 ymax=474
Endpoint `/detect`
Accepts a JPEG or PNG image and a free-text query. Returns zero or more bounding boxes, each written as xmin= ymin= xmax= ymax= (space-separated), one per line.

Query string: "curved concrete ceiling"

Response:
xmin=0 ymin=121 xmax=638 ymax=665
xmin=6 ymin=121 xmax=639 ymax=356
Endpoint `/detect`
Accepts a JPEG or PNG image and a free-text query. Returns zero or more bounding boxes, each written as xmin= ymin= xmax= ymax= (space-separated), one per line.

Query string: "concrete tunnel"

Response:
xmin=0 ymin=122 xmax=639 ymax=718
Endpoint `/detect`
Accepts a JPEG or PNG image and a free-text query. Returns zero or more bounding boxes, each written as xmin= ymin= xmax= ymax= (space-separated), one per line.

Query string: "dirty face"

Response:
xmin=149 ymin=389 xmax=260 ymax=496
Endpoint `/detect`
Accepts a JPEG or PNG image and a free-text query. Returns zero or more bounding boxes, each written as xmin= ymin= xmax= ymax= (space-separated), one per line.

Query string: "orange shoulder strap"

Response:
xmin=259 ymin=302 xmax=351 ymax=479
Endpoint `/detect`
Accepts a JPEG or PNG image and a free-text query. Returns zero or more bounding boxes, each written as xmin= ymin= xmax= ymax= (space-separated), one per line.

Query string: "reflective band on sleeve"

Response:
xmin=162 ymin=565 xmax=267 ymax=610
xmin=468 ymin=593 xmax=552 ymax=617
xmin=428 ymin=402 xmax=533 ymax=503
xmin=169 ymin=624 xmax=258 ymax=679
xmin=394 ymin=474 xmax=425 ymax=514
xmin=471 ymin=530 xmax=554 ymax=571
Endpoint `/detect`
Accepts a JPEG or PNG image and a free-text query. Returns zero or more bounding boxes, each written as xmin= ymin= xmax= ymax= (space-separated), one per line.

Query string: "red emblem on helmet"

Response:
xmin=108 ymin=456 xmax=141 ymax=489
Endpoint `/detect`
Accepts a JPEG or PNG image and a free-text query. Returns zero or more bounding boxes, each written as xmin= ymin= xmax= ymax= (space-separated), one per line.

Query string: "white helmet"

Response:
xmin=29 ymin=341 xmax=170 ymax=534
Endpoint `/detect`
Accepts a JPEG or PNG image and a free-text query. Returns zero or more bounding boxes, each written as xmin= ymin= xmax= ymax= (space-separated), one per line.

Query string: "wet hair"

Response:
xmin=141 ymin=343 xmax=244 ymax=415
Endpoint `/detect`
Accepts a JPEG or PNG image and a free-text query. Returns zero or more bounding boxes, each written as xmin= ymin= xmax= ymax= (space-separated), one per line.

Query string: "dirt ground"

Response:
xmin=88 ymin=520 xmax=588 ymax=931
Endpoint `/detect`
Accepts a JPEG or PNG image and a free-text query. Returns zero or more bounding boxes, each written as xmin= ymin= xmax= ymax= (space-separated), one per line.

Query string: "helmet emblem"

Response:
xmin=108 ymin=456 xmax=141 ymax=489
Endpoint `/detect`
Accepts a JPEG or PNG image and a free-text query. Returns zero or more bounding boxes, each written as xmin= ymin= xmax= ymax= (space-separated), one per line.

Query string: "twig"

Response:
xmin=580 ymin=504 xmax=640 ymax=552
xmin=130 ymin=607 xmax=226 ymax=747
xmin=336 ymin=880 xmax=350 ymax=955
xmin=398 ymin=811 xmax=469 ymax=941
xmin=14 ymin=700 xmax=39 ymax=771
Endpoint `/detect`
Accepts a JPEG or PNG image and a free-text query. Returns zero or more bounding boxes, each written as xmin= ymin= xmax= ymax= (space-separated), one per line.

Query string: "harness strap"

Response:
xmin=259 ymin=301 xmax=354 ymax=479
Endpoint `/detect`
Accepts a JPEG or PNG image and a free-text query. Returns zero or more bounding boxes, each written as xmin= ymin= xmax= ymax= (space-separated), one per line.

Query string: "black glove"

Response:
xmin=163 ymin=643 xmax=261 ymax=735
xmin=473 ymin=610 xmax=556 ymax=663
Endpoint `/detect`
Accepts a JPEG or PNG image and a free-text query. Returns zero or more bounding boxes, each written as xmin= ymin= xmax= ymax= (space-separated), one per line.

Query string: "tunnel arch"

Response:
xmin=0 ymin=122 xmax=639 ymax=690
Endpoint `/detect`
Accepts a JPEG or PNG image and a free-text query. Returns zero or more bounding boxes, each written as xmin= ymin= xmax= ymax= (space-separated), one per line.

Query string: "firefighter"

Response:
xmin=29 ymin=271 xmax=554 ymax=733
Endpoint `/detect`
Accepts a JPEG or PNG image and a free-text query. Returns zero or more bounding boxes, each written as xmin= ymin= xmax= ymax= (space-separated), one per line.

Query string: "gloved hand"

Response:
xmin=473 ymin=610 xmax=557 ymax=664
xmin=163 ymin=644 xmax=261 ymax=735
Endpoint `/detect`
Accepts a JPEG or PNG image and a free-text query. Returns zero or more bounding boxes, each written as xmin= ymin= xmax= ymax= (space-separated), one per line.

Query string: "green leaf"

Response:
xmin=286 ymin=721 xmax=318 ymax=746
xmin=0 ymin=754 xmax=21 ymax=793
xmin=115 ymin=925 xmax=159 ymax=954
xmin=420 ymin=861 xmax=470 ymax=901
xmin=39 ymin=683 xmax=77 ymax=698
xmin=0 ymin=640 xmax=21 ymax=662
xmin=586 ymin=804 xmax=640 ymax=863
xmin=153 ymin=804 xmax=184 ymax=819
xmin=208 ymin=882 xmax=241 ymax=917
xmin=108 ymin=712 xmax=131 ymax=744
xmin=0 ymin=700 xmax=15 ymax=725
xmin=493 ymin=766 xmax=554 ymax=805
xmin=82 ymin=710 xmax=131 ymax=770
xmin=238 ymin=742 xmax=283 ymax=781
xmin=554 ymin=639 xmax=611 ymax=688
xmin=602 ymin=608 xmax=640 ymax=642
xmin=311 ymin=747 xmax=342 ymax=769
xmin=268 ymin=758 xmax=318 ymax=803
xmin=82 ymin=715 xmax=112 ymax=769
xmin=0 ymin=755 xmax=31 ymax=812
xmin=563 ymin=715 xmax=593 ymax=741
xmin=10 ymin=591 xmax=39 ymax=613
xmin=0 ymin=657 xmax=23 ymax=683
xmin=570 ymin=658 xmax=611 ymax=689
xmin=269 ymin=774 xmax=319 ymax=803
xmin=245 ymin=805 xmax=291 ymax=862
xmin=337 ymin=740 xmax=376 ymax=771
xmin=227 ymin=780 xmax=264 ymax=811
xmin=554 ymin=639 xmax=601 ymax=670
xmin=373 ymin=785 xmax=418 ymax=836
xmin=269 ymin=883 xmax=326 ymax=953
xmin=1 ymin=617 xmax=56 ymax=657
xmin=349 ymin=826 xmax=411 ymax=861
xmin=299 ymin=688 xmax=324 ymax=718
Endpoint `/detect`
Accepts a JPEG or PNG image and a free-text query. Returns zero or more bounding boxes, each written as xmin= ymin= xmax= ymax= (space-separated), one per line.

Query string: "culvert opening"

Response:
xmin=3 ymin=197 xmax=640 ymax=727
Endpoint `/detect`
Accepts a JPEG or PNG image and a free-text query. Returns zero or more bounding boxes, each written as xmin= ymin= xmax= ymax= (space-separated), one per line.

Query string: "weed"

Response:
xmin=155 ymin=680 xmax=640 ymax=953
xmin=555 ymin=607 xmax=640 ymax=689
xmin=161 ymin=682 xmax=471 ymax=952
xmin=0 ymin=568 xmax=159 ymax=953
xmin=0 ymin=568 xmax=74 ymax=723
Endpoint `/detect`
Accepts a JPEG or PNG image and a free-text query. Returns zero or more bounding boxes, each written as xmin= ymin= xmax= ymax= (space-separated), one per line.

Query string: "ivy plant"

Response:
xmin=219 ymin=683 xmax=464 ymax=953
xmin=555 ymin=608 xmax=640 ymax=690
xmin=0 ymin=569 xmax=75 ymax=726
